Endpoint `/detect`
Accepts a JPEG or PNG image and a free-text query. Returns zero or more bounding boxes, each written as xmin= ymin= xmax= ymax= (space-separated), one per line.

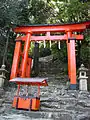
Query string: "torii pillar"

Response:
xmin=66 ymin=30 xmax=76 ymax=89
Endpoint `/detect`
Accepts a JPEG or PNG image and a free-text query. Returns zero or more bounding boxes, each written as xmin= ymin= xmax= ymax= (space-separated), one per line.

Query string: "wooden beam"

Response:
xmin=16 ymin=34 xmax=84 ymax=41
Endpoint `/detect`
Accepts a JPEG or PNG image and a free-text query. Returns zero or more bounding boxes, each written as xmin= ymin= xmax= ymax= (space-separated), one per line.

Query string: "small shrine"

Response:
xmin=10 ymin=77 xmax=48 ymax=111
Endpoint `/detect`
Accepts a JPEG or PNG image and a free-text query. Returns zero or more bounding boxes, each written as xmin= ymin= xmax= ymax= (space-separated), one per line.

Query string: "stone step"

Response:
xmin=0 ymin=104 xmax=90 ymax=120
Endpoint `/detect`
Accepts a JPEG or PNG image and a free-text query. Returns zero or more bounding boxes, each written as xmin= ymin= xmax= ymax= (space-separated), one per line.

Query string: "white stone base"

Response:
xmin=79 ymin=79 xmax=87 ymax=91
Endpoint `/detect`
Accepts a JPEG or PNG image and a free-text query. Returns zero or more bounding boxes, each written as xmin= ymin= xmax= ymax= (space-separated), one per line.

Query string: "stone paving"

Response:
xmin=0 ymin=76 xmax=90 ymax=120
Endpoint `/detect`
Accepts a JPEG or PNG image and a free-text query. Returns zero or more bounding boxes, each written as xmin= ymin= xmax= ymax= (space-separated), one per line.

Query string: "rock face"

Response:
xmin=0 ymin=55 xmax=90 ymax=120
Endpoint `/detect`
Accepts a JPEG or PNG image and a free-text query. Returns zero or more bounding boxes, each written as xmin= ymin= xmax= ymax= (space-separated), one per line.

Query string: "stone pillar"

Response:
xmin=0 ymin=65 xmax=8 ymax=87
xmin=78 ymin=64 xmax=88 ymax=91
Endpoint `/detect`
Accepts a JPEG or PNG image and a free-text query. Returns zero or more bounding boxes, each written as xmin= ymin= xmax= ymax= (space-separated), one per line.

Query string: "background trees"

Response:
xmin=0 ymin=0 xmax=90 ymax=70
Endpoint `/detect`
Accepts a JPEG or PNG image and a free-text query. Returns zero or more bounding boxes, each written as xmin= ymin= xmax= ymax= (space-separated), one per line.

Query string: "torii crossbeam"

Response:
xmin=10 ymin=21 xmax=90 ymax=89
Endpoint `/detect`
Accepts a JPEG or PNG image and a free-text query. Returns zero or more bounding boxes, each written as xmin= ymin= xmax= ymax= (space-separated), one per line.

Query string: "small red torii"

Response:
xmin=10 ymin=21 xmax=90 ymax=89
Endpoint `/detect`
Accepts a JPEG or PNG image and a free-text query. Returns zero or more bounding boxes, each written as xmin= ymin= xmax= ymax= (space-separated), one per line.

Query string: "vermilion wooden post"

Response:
xmin=66 ymin=32 xmax=71 ymax=80
xmin=10 ymin=41 xmax=22 ymax=79
xmin=67 ymin=31 xmax=77 ymax=89
xmin=21 ymin=33 xmax=31 ymax=77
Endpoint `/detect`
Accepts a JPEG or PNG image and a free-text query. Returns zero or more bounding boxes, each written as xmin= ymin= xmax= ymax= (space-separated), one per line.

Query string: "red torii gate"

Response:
xmin=10 ymin=21 xmax=90 ymax=89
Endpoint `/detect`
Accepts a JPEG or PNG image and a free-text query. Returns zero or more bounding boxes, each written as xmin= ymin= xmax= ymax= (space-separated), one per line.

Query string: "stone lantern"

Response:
xmin=0 ymin=64 xmax=8 ymax=87
xmin=78 ymin=64 xmax=88 ymax=91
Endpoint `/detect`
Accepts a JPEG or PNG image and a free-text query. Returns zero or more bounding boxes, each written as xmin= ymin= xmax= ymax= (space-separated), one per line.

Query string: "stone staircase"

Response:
xmin=0 ymin=75 xmax=90 ymax=120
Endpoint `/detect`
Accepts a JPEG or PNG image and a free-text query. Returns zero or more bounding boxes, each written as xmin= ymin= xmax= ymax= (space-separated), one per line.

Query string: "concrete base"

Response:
xmin=70 ymin=84 xmax=77 ymax=90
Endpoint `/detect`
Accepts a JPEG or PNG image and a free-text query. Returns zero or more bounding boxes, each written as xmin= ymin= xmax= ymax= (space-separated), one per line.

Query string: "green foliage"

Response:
xmin=39 ymin=47 xmax=51 ymax=57
xmin=28 ymin=0 xmax=53 ymax=24
xmin=80 ymin=30 xmax=90 ymax=66
xmin=80 ymin=45 xmax=90 ymax=65
xmin=47 ymin=0 xmax=90 ymax=23
xmin=80 ymin=29 xmax=90 ymax=66
xmin=39 ymin=41 xmax=51 ymax=57
xmin=0 ymin=0 xmax=90 ymax=71
xmin=0 ymin=0 xmax=29 ymax=26
xmin=51 ymin=41 xmax=67 ymax=62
